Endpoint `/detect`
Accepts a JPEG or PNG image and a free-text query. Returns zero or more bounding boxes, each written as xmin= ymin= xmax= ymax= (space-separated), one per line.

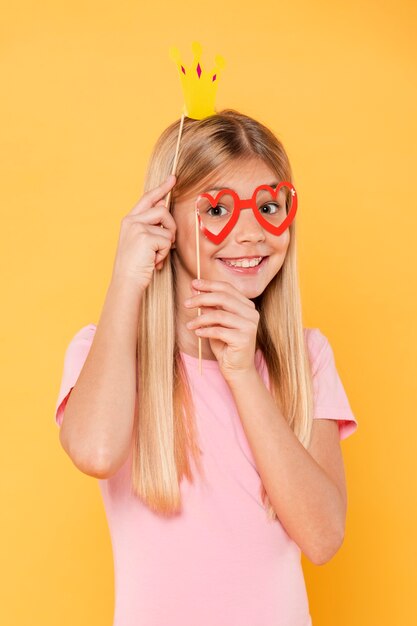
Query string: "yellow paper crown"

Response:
xmin=169 ymin=41 xmax=226 ymax=120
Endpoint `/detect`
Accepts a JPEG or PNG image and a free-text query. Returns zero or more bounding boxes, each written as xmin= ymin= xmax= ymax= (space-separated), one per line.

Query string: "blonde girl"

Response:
xmin=55 ymin=109 xmax=358 ymax=626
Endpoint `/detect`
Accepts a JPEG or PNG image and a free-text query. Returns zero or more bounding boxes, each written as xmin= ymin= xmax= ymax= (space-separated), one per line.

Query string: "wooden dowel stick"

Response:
xmin=165 ymin=112 xmax=185 ymax=211
xmin=195 ymin=208 xmax=202 ymax=375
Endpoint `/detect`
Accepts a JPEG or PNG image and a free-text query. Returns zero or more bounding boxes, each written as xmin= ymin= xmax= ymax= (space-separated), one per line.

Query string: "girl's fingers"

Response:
xmin=128 ymin=175 xmax=176 ymax=216
xmin=144 ymin=203 xmax=177 ymax=235
xmin=187 ymin=289 xmax=253 ymax=313
xmin=146 ymin=223 xmax=175 ymax=241
xmin=187 ymin=309 xmax=246 ymax=330
xmin=192 ymin=280 xmax=256 ymax=308
xmin=126 ymin=203 xmax=177 ymax=240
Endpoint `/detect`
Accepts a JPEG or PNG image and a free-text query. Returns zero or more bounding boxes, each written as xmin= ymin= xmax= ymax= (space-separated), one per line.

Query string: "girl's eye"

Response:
xmin=207 ymin=205 xmax=228 ymax=217
xmin=260 ymin=202 xmax=281 ymax=215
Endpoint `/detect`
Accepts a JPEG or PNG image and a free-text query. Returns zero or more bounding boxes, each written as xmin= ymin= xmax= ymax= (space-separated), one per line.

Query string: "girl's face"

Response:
xmin=171 ymin=158 xmax=291 ymax=301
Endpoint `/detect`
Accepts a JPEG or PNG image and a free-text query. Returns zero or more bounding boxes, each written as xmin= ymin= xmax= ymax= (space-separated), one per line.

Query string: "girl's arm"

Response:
xmin=227 ymin=369 xmax=346 ymax=566
xmin=59 ymin=277 xmax=143 ymax=478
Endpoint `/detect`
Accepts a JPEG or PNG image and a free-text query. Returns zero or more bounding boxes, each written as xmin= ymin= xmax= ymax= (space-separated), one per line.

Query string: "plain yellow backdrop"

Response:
xmin=1 ymin=0 xmax=416 ymax=624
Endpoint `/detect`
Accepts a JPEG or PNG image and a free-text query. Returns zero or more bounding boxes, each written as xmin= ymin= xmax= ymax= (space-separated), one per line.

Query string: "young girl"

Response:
xmin=55 ymin=109 xmax=358 ymax=626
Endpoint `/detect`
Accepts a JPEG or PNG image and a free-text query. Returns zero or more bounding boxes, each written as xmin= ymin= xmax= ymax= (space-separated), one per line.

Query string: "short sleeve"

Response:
xmin=306 ymin=327 xmax=358 ymax=441
xmin=54 ymin=323 xmax=97 ymax=428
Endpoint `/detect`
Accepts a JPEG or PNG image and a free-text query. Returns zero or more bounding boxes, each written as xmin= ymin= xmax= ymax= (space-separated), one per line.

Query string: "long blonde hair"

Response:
xmin=134 ymin=109 xmax=315 ymax=520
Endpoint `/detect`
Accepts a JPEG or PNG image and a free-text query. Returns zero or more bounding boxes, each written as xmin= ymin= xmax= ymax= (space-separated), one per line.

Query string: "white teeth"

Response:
xmin=224 ymin=257 xmax=262 ymax=268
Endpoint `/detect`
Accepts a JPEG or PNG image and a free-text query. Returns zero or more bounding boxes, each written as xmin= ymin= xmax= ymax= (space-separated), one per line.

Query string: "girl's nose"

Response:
xmin=234 ymin=208 xmax=266 ymax=241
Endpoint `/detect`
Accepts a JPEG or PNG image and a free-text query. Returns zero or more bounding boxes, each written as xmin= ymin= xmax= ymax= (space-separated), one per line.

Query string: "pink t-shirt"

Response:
xmin=55 ymin=323 xmax=358 ymax=626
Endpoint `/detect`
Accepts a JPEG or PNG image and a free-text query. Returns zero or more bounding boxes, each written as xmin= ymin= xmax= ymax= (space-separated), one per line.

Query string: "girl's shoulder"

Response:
xmin=255 ymin=327 xmax=326 ymax=362
xmin=54 ymin=323 xmax=97 ymax=428
xmin=304 ymin=327 xmax=330 ymax=368
xmin=77 ymin=322 xmax=97 ymax=337
xmin=253 ymin=327 xmax=329 ymax=385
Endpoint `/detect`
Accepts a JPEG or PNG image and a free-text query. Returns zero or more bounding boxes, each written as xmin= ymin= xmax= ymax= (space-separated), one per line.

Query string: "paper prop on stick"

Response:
xmin=194 ymin=182 xmax=297 ymax=371
xmin=164 ymin=41 xmax=226 ymax=375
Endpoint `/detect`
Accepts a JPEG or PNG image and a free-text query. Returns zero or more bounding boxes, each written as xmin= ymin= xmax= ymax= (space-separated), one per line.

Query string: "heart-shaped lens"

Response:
xmin=196 ymin=191 xmax=237 ymax=240
xmin=253 ymin=184 xmax=295 ymax=233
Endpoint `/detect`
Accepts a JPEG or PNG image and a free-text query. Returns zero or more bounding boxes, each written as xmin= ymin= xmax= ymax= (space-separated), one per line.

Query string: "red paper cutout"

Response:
xmin=195 ymin=182 xmax=298 ymax=245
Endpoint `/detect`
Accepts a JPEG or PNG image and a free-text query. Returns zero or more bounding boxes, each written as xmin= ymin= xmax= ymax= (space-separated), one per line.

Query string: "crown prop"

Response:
xmin=169 ymin=41 xmax=226 ymax=120
xmin=164 ymin=42 xmax=226 ymax=211
xmin=166 ymin=41 xmax=226 ymax=375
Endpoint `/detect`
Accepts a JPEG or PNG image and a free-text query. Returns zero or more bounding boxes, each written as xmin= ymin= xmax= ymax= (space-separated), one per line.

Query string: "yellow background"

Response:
xmin=1 ymin=0 xmax=416 ymax=624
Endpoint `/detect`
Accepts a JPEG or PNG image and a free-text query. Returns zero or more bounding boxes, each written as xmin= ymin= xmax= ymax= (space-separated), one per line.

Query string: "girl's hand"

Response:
xmin=111 ymin=174 xmax=177 ymax=292
xmin=184 ymin=279 xmax=260 ymax=380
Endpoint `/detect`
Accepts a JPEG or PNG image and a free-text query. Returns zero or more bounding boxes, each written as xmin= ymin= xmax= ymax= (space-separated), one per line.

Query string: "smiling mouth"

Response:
xmin=216 ymin=256 xmax=269 ymax=271
xmin=219 ymin=256 xmax=267 ymax=265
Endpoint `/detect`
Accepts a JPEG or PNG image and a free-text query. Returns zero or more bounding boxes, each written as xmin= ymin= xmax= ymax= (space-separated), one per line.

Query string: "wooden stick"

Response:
xmin=161 ymin=112 xmax=203 ymax=374
xmin=195 ymin=207 xmax=202 ymax=375
xmin=165 ymin=112 xmax=185 ymax=211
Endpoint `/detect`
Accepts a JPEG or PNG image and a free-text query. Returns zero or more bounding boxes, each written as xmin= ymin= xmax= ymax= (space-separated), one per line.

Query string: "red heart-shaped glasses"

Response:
xmin=195 ymin=182 xmax=297 ymax=245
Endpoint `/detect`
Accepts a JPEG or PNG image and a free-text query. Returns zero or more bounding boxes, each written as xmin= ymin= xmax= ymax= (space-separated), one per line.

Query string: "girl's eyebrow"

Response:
xmin=205 ymin=181 xmax=279 ymax=193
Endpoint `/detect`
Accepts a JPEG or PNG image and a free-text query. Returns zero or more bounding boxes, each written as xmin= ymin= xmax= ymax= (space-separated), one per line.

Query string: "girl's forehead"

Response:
xmin=193 ymin=164 xmax=277 ymax=196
